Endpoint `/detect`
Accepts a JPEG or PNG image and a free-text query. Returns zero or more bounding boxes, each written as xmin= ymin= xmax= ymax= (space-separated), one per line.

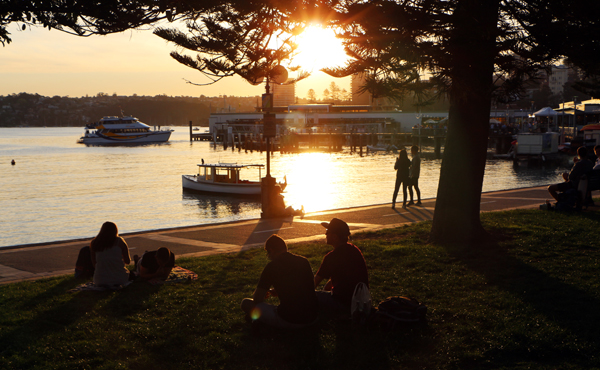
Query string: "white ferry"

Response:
xmin=182 ymin=162 xmax=286 ymax=196
xmin=78 ymin=116 xmax=173 ymax=144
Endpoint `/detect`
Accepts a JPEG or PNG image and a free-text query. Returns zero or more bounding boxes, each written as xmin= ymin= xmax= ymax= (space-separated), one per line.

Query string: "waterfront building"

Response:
xmin=209 ymin=103 xmax=449 ymax=136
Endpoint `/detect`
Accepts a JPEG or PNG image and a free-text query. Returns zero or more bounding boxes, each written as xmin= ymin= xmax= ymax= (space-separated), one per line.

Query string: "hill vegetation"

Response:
xmin=0 ymin=93 xmax=261 ymax=127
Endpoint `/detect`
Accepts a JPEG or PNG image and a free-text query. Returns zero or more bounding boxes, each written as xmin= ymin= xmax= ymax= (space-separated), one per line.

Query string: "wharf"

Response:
xmin=0 ymin=186 xmax=557 ymax=285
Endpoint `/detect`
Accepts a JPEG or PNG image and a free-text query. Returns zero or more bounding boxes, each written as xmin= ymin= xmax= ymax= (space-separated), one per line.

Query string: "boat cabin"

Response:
xmin=196 ymin=164 xmax=263 ymax=184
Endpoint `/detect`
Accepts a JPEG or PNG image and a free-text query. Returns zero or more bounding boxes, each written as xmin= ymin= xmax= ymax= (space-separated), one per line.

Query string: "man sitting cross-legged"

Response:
xmin=314 ymin=218 xmax=369 ymax=316
xmin=241 ymin=234 xmax=319 ymax=329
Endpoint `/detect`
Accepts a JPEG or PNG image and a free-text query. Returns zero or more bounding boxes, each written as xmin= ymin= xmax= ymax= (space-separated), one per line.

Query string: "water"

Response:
xmin=0 ymin=127 xmax=568 ymax=248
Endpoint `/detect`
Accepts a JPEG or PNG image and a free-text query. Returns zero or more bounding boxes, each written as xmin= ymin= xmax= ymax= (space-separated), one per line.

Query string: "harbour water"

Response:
xmin=0 ymin=127 xmax=569 ymax=248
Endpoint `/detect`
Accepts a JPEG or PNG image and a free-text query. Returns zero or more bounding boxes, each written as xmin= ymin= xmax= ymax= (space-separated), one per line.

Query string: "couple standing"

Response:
xmin=392 ymin=145 xmax=421 ymax=209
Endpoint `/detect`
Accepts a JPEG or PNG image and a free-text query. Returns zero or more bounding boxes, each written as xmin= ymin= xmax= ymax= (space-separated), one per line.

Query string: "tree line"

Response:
xmin=0 ymin=93 xmax=260 ymax=127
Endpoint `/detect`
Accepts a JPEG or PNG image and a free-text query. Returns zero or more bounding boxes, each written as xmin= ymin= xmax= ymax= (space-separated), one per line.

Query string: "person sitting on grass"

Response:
xmin=241 ymin=234 xmax=319 ymax=329
xmin=135 ymin=247 xmax=175 ymax=283
xmin=90 ymin=221 xmax=132 ymax=288
xmin=548 ymin=146 xmax=593 ymax=202
xmin=314 ymin=218 xmax=369 ymax=316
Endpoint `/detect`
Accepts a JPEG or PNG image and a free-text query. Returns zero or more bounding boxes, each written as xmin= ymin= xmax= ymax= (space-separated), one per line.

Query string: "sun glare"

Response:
xmin=278 ymin=153 xmax=343 ymax=212
xmin=294 ymin=26 xmax=349 ymax=71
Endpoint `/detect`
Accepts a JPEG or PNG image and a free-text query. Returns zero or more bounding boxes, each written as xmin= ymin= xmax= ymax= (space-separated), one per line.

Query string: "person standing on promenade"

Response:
xmin=241 ymin=234 xmax=318 ymax=329
xmin=548 ymin=146 xmax=593 ymax=202
xmin=314 ymin=218 xmax=369 ymax=316
xmin=408 ymin=145 xmax=422 ymax=206
xmin=392 ymin=148 xmax=411 ymax=209
xmin=90 ymin=221 xmax=131 ymax=287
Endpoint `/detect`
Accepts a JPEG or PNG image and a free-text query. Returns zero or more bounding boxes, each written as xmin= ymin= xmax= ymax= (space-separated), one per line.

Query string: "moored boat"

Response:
xmin=182 ymin=163 xmax=286 ymax=195
xmin=367 ymin=144 xmax=398 ymax=153
xmin=78 ymin=115 xmax=173 ymax=144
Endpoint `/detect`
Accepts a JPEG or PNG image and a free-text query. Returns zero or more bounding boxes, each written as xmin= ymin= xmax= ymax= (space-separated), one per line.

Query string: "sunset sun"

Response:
xmin=294 ymin=25 xmax=349 ymax=71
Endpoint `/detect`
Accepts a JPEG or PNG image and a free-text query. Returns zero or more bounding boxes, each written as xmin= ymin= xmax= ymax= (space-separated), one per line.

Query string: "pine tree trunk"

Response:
xmin=429 ymin=0 xmax=499 ymax=245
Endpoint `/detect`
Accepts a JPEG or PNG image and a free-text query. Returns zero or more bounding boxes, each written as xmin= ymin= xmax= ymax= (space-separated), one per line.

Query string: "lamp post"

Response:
xmin=260 ymin=65 xmax=287 ymax=218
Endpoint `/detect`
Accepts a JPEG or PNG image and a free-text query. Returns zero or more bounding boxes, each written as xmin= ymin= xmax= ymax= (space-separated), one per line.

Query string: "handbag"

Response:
xmin=351 ymin=282 xmax=372 ymax=323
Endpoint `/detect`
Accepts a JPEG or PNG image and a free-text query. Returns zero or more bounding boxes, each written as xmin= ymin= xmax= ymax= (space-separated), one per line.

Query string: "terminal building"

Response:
xmin=208 ymin=103 xmax=449 ymax=137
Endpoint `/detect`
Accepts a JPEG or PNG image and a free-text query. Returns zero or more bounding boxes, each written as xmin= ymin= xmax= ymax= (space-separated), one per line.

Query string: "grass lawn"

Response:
xmin=1 ymin=209 xmax=599 ymax=370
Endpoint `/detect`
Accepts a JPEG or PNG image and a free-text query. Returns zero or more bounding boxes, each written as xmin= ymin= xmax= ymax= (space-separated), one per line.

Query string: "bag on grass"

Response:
xmin=351 ymin=282 xmax=372 ymax=324
xmin=555 ymin=188 xmax=578 ymax=211
xmin=74 ymin=245 xmax=94 ymax=279
xmin=376 ymin=296 xmax=427 ymax=325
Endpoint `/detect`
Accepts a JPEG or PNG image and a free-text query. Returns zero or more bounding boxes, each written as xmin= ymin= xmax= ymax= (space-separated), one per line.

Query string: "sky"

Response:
xmin=0 ymin=23 xmax=350 ymax=100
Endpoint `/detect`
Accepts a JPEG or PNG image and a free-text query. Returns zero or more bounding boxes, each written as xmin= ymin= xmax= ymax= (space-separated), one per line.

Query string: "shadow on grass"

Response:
xmin=0 ymin=278 xmax=103 ymax=363
xmin=445 ymin=223 xmax=600 ymax=369
xmin=232 ymin=312 xmax=436 ymax=370
xmin=0 ymin=276 xmax=163 ymax=367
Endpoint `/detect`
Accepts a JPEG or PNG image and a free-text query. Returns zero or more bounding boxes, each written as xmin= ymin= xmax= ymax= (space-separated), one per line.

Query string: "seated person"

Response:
xmin=314 ymin=218 xmax=369 ymax=316
xmin=90 ymin=221 xmax=131 ymax=287
xmin=241 ymin=234 xmax=318 ymax=329
xmin=135 ymin=247 xmax=175 ymax=282
xmin=548 ymin=146 xmax=593 ymax=202
xmin=268 ymin=185 xmax=303 ymax=217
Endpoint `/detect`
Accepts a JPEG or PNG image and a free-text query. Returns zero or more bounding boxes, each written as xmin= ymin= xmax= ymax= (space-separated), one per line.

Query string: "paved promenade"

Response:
xmin=0 ymin=186 xmax=553 ymax=285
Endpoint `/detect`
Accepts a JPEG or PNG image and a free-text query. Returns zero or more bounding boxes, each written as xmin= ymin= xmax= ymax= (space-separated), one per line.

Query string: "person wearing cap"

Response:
xmin=314 ymin=218 xmax=369 ymax=315
xmin=241 ymin=234 xmax=319 ymax=329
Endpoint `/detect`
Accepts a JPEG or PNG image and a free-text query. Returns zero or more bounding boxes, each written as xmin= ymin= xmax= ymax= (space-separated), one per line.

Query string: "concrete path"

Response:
xmin=0 ymin=186 xmax=553 ymax=285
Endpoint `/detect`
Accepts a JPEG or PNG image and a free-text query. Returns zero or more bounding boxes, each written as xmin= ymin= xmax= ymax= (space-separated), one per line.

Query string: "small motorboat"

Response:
xmin=367 ymin=144 xmax=398 ymax=153
xmin=182 ymin=162 xmax=286 ymax=196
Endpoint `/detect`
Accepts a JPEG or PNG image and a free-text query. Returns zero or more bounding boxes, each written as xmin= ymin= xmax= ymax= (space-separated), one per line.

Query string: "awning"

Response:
xmin=533 ymin=107 xmax=558 ymax=116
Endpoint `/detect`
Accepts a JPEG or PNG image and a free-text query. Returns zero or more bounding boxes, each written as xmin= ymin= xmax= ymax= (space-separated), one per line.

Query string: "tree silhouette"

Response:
xmin=153 ymin=1 xmax=316 ymax=88
xmin=0 ymin=0 xmax=191 ymax=46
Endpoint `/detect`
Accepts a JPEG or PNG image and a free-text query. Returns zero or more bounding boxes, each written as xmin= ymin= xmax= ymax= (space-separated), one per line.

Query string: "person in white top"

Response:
xmin=90 ymin=221 xmax=131 ymax=287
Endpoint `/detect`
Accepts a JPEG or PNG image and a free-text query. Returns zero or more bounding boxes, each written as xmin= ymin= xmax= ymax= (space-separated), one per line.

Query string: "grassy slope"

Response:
xmin=0 ymin=209 xmax=599 ymax=370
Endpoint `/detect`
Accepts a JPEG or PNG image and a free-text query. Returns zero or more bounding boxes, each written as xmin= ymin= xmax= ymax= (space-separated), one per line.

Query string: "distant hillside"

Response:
xmin=0 ymin=93 xmax=261 ymax=127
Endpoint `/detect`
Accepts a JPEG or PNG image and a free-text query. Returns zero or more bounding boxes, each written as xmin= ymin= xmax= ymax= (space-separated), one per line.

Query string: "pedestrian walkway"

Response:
xmin=0 ymin=186 xmax=554 ymax=285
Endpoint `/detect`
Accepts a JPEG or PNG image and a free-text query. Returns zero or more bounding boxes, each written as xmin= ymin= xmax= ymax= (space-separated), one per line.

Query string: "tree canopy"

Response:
xmin=0 ymin=0 xmax=195 ymax=46
xmin=153 ymin=0 xmax=330 ymax=88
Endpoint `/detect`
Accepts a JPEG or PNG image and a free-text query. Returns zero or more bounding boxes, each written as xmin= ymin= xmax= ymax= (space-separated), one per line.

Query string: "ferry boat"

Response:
xmin=182 ymin=162 xmax=286 ymax=195
xmin=78 ymin=116 xmax=173 ymax=144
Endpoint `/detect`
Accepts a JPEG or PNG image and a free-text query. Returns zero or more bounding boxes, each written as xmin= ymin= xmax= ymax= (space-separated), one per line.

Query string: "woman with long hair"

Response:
xmin=90 ymin=221 xmax=131 ymax=287
xmin=392 ymin=148 xmax=411 ymax=209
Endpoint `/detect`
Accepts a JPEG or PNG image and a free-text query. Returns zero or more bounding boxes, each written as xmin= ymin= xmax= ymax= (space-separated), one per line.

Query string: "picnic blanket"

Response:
xmin=153 ymin=266 xmax=198 ymax=285
xmin=69 ymin=266 xmax=198 ymax=292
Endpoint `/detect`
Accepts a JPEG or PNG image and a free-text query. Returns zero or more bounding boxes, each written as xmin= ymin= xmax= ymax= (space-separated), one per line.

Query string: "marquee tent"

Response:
xmin=533 ymin=107 xmax=558 ymax=116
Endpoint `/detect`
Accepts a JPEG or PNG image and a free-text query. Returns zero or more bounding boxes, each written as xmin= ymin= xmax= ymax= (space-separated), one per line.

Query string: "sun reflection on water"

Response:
xmin=277 ymin=153 xmax=346 ymax=212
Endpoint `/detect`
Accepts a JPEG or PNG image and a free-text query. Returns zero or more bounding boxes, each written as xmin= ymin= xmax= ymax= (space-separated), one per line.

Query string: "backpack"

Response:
xmin=555 ymin=188 xmax=578 ymax=211
xmin=351 ymin=282 xmax=372 ymax=325
xmin=376 ymin=296 xmax=427 ymax=328
xmin=74 ymin=245 xmax=95 ymax=279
